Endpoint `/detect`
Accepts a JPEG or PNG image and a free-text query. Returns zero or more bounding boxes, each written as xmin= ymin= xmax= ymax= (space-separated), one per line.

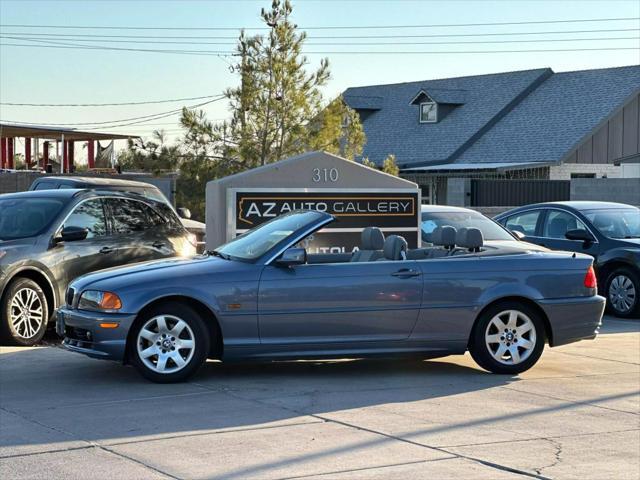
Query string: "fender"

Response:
xmin=0 ymin=263 xmax=60 ymax=310
xmin=596 ymin=247 xmax=640 ymax=273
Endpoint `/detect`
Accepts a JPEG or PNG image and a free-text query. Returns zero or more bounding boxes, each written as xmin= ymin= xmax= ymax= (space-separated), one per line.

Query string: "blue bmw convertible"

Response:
xmin=57 ymin=210 xmax=605 ymax=382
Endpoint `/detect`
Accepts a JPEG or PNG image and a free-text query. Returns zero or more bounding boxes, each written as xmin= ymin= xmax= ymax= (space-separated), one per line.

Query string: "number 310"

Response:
xmin=312 ymin=168 xmax=339 ymax=183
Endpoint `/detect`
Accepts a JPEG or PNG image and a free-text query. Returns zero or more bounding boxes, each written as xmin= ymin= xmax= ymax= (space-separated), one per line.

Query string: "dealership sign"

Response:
xmin=228 ymin=189 xmax=420 ymax=253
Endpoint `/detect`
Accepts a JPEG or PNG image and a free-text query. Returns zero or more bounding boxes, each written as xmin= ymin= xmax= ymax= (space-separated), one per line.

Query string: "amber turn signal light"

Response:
xmin=100 ymin=292 xmax=122 ymax=310
xmin=99 ymin=322 xmax=119 ymax=329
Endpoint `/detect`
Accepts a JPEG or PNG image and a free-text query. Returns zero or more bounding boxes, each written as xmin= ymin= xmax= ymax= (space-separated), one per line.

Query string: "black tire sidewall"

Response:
xmin=1 ymin=278 xmax=49 ymax=346
xmin=129 ymin=303 xmax=210 ymax=383
xmin=469 ymin=301 xmax=545 ymax=375
xmin=605 ymin=268 xmax=640 ymax=318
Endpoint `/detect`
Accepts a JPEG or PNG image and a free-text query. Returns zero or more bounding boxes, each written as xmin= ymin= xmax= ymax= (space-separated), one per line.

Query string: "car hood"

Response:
xmin=70 ymin=254 xmax=258 ymax=293
xmin=181 ymin=218 xmax=206 ymax=231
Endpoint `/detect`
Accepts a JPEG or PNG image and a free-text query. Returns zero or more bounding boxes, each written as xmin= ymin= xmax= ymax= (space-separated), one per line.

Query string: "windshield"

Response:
xmin=0 ymin=197 xmax=66 ymax=240
xmin=421 ymin=210 xmax=513 ymax=242
xmin=215 ymin=210 xmax=326 ymax=261
xmin=583 ymin=208 xmax=640 ymax=239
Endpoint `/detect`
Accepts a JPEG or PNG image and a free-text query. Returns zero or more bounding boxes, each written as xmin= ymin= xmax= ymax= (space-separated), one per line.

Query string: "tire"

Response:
xmin=0 ymin=277 xmax=49 ymax=346
xmin=605 ymin=268 xmax=640 ymax=318
xmin=129 ymin=303 xmax=210 ymax=383
xmin=469 ymin=301 xmax=546 ymax=375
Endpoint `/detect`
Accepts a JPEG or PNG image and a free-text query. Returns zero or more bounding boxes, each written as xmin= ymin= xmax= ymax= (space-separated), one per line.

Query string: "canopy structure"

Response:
xmin=0 ymin=123 xmax=139 ymax=172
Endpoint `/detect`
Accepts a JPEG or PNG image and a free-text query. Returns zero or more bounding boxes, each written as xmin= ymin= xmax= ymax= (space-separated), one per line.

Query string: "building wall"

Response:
xmin=570 ymin=178 xmax=640 ymax=207
xmin=549 ymin=163 xmax=622 ymax=180
xmin=564 ymin=91 xmax=640 ymax=165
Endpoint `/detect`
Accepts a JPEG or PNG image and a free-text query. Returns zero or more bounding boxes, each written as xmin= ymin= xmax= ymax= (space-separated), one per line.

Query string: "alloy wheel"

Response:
xmin=10 ymin=287 xmax=44 ymax=340
xmin=485 ymin=310 xmax=536 ymax=366
xmin=136 ymin=315 xmax=196 ymax=374
xmin=608 ymin=274 xmax=636 ymax=314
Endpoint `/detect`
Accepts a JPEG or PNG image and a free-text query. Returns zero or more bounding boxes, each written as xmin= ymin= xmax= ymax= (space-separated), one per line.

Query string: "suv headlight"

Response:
xmin=78 ymin=290 xmax=122 ymax=312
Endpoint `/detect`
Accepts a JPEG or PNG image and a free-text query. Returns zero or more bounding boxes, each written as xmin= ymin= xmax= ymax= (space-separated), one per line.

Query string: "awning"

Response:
xmin=401 ymin=162 xmax=552 ymax=173
xmin=0 ymin=123 xmax=137 ymax=141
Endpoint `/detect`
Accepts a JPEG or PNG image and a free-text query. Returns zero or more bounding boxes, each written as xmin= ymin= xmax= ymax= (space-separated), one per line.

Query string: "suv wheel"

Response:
xmin=129 ymin=303 xmax=210 ymax=383
xmin=1 ymin=278 xmax=49 ymax=346
xmin=469 ymin=301 xmax=545 ymax=375
xmin=605 ymin=268 xmax=639 ymax=318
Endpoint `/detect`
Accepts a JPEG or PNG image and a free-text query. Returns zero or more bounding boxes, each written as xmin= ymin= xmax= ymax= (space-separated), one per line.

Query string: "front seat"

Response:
xmin=453 ymin=227 xmax=484 ymax=254
xmin=351 ymin=227 xmax=385 ymax=262
xmin=379 ymin=235 xmax=408 ymax=261
xmin=548 ymin=217 xmax=568 ymax=238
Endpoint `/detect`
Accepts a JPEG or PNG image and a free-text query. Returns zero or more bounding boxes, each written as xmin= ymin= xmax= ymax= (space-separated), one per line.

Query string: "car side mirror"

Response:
xmin=177 ymin=207 xmax=192 ymax=220
xmin=565 ymin=229 xmax=594 ymax=243
xmin=56 ymin=226 xmax=89 ymax=243
xmin=276 ymin=248 xmax=307 ymax=267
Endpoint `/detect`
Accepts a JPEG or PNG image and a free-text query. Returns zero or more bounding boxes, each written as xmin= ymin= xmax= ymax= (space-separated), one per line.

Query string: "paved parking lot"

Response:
xmin=1 ymin=315 xmax=638 ymax=480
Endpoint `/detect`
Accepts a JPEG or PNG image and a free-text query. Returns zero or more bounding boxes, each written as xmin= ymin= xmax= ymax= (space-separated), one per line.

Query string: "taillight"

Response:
xmin=584 ymin=265 xmax=597 ymax=289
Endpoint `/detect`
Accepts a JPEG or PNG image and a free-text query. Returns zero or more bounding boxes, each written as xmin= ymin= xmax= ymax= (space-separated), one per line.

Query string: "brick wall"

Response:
xmin=571 ymin=178 xmax=640 ymax=207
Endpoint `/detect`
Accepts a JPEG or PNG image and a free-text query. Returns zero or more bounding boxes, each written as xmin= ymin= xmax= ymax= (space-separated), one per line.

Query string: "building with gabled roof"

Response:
xmin=344 ymin=65 xmax=640 ymax=204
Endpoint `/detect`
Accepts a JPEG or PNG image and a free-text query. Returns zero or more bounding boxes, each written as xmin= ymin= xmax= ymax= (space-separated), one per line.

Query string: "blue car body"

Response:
xmin=57 ymin=211 xmax=605 ymax=377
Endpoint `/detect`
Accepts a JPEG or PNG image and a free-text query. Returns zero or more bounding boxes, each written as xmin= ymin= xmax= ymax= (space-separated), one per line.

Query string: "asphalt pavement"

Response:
xmin=1 ymin=315 xmax=638 ymax=480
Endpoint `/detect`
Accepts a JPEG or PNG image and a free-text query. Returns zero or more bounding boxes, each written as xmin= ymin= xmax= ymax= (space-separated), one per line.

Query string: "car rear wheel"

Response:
xmin=469 ymin=302 xmax=545 ymax=375
xmin=605 ymin=268 xmax=639 ymax=318
xmin=0 ymin=277 xmax=49 ymax=346
xmin=129 ymin=303 xmax=210 ymax=383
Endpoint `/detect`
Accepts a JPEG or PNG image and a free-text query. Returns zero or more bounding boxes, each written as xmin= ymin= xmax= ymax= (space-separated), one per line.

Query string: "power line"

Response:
xmin=3 ymin=27 xmax=637 ymax=40
xmin=3 ymin=33 xmax=638 ymax=46
xmin=0 ymin=96 xmax=225 ymax=127
xmin=1 ymin=41 xmax=637 ymax=57
xmin=0 ymin=93 xmax=224 ymax=107
xmin=1 ymin=16 xmax=638 ymax=31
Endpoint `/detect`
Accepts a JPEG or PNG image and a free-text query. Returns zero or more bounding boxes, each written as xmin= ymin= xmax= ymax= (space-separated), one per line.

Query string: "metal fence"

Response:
xmin=470 ymin=179 xmax=570 ymax=206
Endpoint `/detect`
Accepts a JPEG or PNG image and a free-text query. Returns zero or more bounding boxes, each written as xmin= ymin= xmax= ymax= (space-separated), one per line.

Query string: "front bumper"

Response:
xmin=57 ymin=307 xmax=137 ymax=361
xmin=539 ymin=295 xmax=606 ymax=347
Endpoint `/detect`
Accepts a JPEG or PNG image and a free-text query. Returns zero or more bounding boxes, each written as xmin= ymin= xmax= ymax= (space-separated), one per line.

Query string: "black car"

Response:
xmin=30 ymin=176 xmax=206 ymax=252
xmin=0 ymin=189 xmax=196 ymax=346
xmin=496 ymin=201 xmax=640 ymax=317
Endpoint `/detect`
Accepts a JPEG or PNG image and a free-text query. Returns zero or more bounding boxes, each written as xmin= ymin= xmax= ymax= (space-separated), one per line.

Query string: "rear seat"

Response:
xmin=407 ymin=226 xmax=457 ymax=259
xmin=451 ymin=227 xmax=484 ymax=254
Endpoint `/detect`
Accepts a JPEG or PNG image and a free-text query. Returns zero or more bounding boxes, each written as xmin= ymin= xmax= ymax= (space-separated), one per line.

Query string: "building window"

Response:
xmin=570 ymin=173 xmax=596 ymax=179
xmin=420 ymin=102 xmax=438 ymax=123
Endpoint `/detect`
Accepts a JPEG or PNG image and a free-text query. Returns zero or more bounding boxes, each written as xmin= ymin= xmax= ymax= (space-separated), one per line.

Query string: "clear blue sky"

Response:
xmin=1 ymin=0 xmax=639 ymax=150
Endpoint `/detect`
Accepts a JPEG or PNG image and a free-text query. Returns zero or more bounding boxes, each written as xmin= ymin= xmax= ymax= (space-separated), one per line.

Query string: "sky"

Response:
xmin=0 ymin=0 xmax=639 ymax=162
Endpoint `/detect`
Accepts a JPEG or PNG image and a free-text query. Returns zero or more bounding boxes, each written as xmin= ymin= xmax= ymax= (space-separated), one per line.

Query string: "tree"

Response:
xmin=382 ymin=154 xmax=399 ymax=176
xmin=209 ymin=0 xmax=364 ymax=165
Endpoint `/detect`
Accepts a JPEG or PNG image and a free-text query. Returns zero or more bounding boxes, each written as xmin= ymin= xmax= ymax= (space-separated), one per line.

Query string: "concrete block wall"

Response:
xmin=549 ymin=164 xmax=622 ymax=180
xmin=571 ymin=178 xmax=640 ymax=207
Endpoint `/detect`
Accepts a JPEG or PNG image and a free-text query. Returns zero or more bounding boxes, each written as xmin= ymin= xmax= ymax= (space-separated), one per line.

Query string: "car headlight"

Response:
xmin=78 ymin=290 xmax=122 ymax=312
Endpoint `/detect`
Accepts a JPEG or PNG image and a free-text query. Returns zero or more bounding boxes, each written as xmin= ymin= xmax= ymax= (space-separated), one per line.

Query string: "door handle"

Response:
xmin=99 ymin=247 xmax=114 ymax=254
xmin=152 ymin=241 xmax=165 ymax=249
xmin=391 ymin=269 xmax=421 ymax=278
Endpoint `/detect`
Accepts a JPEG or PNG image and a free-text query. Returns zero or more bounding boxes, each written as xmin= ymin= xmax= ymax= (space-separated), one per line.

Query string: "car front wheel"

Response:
xmin=469 ymin=302 xmax=545 ymax=375
xmin=606 ymin=268 xmax=639 ymax=318
xmin=0 ymin=277 xmax=49 ymax=346
xmin=129 ymin=303 xmax=210 ymax=383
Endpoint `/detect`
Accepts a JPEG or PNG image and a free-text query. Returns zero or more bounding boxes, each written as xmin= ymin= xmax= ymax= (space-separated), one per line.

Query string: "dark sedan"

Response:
xmin=0 ymin=189 xmax=196 ymax=346
xmin=496 ymin=201 xmax=640 ymax=317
